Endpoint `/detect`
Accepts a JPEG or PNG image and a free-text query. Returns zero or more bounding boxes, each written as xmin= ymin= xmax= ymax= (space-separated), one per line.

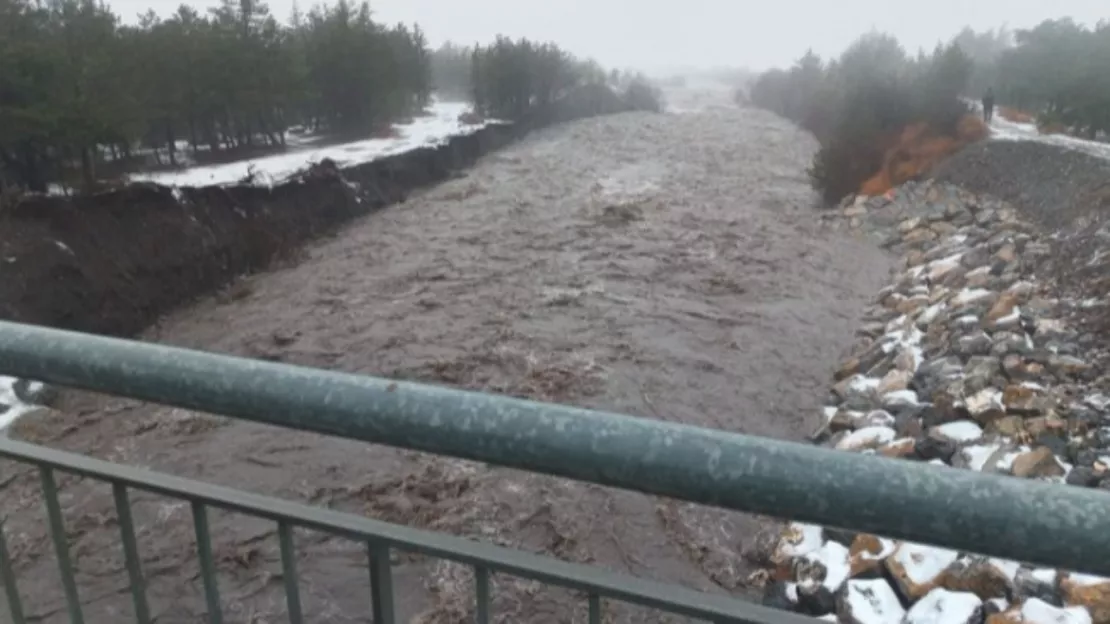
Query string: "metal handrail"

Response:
xmin=0 ymin=320 xmax=1106 ymax=574
xmin=0 ymin=438 xmax=812 ymax=624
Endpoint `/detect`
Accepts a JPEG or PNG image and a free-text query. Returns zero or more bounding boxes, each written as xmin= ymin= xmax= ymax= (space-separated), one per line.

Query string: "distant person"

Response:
xmin=982 ymin=88 xmax=995 ymax=124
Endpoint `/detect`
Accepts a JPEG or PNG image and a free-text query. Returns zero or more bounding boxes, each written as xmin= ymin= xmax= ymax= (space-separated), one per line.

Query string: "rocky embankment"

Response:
xmin=761 ymin=178 xmax=1110 ymax=623
xmin=932 ymin=140 xmax=1110 ymax=229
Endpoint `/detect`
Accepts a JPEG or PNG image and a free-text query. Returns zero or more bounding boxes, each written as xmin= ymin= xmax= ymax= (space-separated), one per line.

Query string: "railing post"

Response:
xmin=0 ymin=519 xmax=27 ymax=624
xmin=112 ymin=483 xmax=151 ymax=624
xmin=191 ymin=502 xmax=223 ymax=624
xmin=475 ymin=565 xmax=491 ymax=624
xmin=40 ymin=467 xmax=84 ymax=624
xmin=367 ymin=542 xmax=395 ymax=624
xmin=588 ymin=593 xmax=601 ymax=624
xmin=277 ymin=521 xmax=304 ymax=624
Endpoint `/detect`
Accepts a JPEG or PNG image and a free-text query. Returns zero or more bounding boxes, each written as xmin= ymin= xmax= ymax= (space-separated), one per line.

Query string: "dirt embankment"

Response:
xmin=0 ymin=84 xmax=632 ymax=337
xmin=0 ymin=126 xmax=513 ymax=337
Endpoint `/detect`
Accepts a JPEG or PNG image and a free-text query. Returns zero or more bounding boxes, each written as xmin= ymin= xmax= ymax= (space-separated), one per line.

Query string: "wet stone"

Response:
xmin=893 ymin=405 xmax=927 ymax=438
xmin=1067 ymin=466 xmax=1100 ymax=488
xmin=965 ymin=356 xmax=1002 ymax=393
xmin=1010 ymin=447 xmax=1066 ymax=479
xmin=824 ymin=528 xmax=859 ymax=550
xmin=986 ymin=415 xmax=1025 ymax=437
xmin=797 ymin=584 xmax=838 ymax=617
xmin=957 ymin=332 xmax=994 ymax=357
xmin=992 ymin=332 xmax=1032 ymax=357
xmin=1050 ymin=355 xmax=1091 ymax=378
xmin=1014 ymin=569 xmax=1062 ymax=606
xmin=1036 ymin=432 xmax=1069 ymax=458
xmin=761 ymin=582 xmax=796 ymax=611
xmin=914 ymin=436 xmax=958 ymax=463
xmin=939 ymin=557 xmax=1014 ymax=602
xmin=1061 ymin=574 xmax=1110 ymax=624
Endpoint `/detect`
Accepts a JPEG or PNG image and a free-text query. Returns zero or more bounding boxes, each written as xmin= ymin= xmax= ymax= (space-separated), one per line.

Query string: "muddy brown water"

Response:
xmin=1 ymin=91 xmax=893 ymax=623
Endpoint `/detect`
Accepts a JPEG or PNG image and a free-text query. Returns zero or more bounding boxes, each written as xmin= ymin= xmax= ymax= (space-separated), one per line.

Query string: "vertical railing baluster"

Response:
xmin=588 ymin=593 xmax=601 ymax=624
xmin=111 ymin=484 xmax=151 ymax=624
xmin=277 ymin=521 xmax=303 ymax=624
xmin=40 ymin=467 xmax=84 ymax=624
xmin=191 ymin=502 xmax=223 ymax=624
xmin=366 ymin=542 xmax=395 ymax=624
xmin=0 ymin=519 xmax=27 ymax=624
xmin=474 ymin=566 xmax=490 ymax=624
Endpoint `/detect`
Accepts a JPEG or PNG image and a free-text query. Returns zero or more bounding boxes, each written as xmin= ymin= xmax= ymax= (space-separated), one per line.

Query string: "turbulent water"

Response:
xmin=3 ymin=84 xmax=894 ymax=623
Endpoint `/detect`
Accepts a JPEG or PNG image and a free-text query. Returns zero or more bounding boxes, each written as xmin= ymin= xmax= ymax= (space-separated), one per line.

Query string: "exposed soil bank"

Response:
xmin=2 ymin=90 xmax=893 ymax=622
xmin=0 ymin=87 xmax=628 ymax=338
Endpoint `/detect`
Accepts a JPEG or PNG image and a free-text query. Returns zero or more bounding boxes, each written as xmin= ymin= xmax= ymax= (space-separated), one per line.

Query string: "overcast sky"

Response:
xmin=110 ymin=0 xmax=1107 ymax=73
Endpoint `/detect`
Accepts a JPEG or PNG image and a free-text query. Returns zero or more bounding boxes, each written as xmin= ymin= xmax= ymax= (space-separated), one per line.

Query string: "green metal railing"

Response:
xmin=1 ymin=320 xmax=1110 ymax=623
xmin=0 ymin=438 xmax=809 ymax=624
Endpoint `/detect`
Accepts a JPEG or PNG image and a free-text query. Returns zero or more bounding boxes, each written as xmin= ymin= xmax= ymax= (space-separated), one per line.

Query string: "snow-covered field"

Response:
xmin=962 ymin=97 xmax=1110 ymax=162
xmin=989 ymin=114 xmax=1110 ymax=161
xmin=128 ymin=100 xmax=503 ymax=188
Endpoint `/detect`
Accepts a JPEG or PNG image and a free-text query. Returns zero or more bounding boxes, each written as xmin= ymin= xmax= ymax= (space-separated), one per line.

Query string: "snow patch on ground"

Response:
xmin=990 ymin=115 xmax=1110 ymax=161
xmin=844 ymin=579 xmax=906 ymax=623
xmin=893 ymin=542 xmax=960 ymax=586
xmin=130 ymin=101 xmax=504 ymax=188
xmin=800 ymin=541 xmax=851 ymax=592
xmin=0 ymin=377 xmax=43 ymax=432
xmin=1021 ymin=598 xmax=1094 ymax=624
xmin=904 ymin=588 xmax=982 ymax=624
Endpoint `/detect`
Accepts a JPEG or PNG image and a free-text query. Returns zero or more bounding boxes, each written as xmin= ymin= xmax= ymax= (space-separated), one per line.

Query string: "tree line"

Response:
xmin=0 ymin=0 xmax=433 ymax=192
xmin=750 ymin=35 xmax=978 ymax=202
xmin=2 ymin=0 xmax=658 ymax=195
xmin=431 ymin=39 xmax=662 ymax=119
xmin=957 ymin=19 xmax=1110 ymax=138
xmin=748 ymin=16 xmax=1109 ymax=203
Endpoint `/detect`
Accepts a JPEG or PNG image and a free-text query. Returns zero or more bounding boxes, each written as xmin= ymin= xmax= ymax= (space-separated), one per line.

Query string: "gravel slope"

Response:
xmin=1 ymin=91 xmax=893 ymax=623
xmin=932 ymin=140 xmax=1110 ymax=229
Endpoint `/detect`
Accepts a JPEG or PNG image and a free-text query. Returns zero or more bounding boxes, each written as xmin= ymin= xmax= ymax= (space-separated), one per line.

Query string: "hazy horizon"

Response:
xmin=106 ymin=0 xmax=1107 ymax=73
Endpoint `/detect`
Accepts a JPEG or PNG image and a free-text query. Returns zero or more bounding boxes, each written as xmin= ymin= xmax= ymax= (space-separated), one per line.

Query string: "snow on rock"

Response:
xmin=925 ymin=252 xmax=963 ymax=281
xmin=129 ymin=101 xmax=504 ymax=188
xmin=1063 ymin=573 xmax=1110 ymax=588
xmin=763 ymin=179 xmax=1110 ymax=619
xmin=775 ymin=523 xmax=824 ymax=561
xmin=836 ymin=426 xmax=897 ymax=452
xmin=848 ymin=534 xmax=897 ymax=578
xmin=952 ymin=288 xmax=995 ymax=306
xmin=880 ymin=390 xmax=919 ymax=409
xmin=799 ymin=541 xmax=851 ymax=593
xmin=931 ymin=420 xmax=983 ymax=444
xmin=0 ymin=376 xmax=45 ymax=432
xmin=884 ymin=541 xmax=960 ymax=601
xmin=903 ymin=588 xmax=982 ymax=624
xmin=1017 ymin=598 xmax=1093 ymax=624
xmin=840 ymin=579 xmax=905 ymax=624
xmin=965 ymin=388 xmax=1004 ymax=419
xmin=988 ymin=558 xmax=1022 ymax=583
